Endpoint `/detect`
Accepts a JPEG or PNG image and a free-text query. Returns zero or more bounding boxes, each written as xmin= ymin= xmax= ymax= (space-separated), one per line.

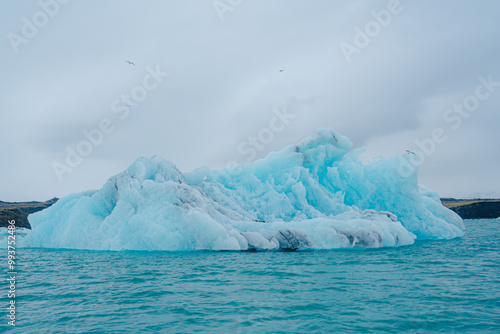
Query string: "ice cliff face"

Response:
xmin=24 ymin=128 xmax=464 ymax=250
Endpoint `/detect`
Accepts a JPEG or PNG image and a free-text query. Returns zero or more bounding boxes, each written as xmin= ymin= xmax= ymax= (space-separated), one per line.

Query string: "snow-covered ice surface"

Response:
xmin=16 ymin=129 xmax=464 ymax=251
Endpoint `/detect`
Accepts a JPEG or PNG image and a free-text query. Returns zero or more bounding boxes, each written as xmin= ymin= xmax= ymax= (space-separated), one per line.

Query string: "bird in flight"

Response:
xmin=279 ymin=69 xmax=284 ymax=72
xmin=126 ymin=61 xmax=135 ymax=66
xmin=405 ymin=150 xmax=416 ymax=155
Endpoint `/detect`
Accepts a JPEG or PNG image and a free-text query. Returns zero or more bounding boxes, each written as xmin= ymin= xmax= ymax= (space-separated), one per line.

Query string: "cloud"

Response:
xmin=0 ymin=0 xmax=499 ymax=201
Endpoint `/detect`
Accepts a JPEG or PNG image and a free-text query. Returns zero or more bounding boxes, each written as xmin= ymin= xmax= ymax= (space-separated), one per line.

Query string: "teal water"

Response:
xmin=2 ymin=219 xmax=499 ymax=333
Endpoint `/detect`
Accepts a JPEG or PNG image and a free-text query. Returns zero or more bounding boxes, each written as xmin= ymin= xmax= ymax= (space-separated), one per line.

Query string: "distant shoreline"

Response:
xmin=0 ymin=198 xmax=58 ymax=229
xmin=440 ymin=198 xmax=500 ymax=220
xmin=1 ymin=197 xmax=498 ymax=229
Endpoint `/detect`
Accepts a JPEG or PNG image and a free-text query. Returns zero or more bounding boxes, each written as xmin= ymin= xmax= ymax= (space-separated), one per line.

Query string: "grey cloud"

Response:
xmin=0 ymin=0 xmax=499 ymax=201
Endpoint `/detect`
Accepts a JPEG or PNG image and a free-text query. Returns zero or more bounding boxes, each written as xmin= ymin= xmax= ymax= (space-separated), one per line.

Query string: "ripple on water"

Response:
xmin=2 ymin=219 xmax=499 ymax=333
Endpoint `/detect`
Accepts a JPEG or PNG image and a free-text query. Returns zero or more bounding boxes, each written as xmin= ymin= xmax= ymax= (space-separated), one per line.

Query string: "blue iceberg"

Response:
xmin=23 ymin=129 xmax=464 ymax=250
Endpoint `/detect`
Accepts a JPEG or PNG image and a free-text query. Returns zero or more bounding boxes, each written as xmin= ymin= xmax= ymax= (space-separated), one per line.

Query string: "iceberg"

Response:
xmin=18 ymin=128 xmax=464 ymax=251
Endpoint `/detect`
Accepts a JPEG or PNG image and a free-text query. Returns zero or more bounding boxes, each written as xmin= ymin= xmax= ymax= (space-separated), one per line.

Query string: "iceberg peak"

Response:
xmin=297 ymin=128 xmax=352 ymax=158
xmin=122 ymin=155 xmax=183 ymax=183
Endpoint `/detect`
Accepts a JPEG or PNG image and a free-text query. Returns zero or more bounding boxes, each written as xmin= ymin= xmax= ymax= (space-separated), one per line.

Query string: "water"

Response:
xmin=2 ymin=219 xmax=499 ymax=333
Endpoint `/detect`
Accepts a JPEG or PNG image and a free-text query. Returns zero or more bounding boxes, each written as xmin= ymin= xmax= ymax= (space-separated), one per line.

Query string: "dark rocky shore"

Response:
xmin=0 ymin=197 xmax=498 ymax=229
xmin=441 ymin=198 xmax=500 ymax=220
xmin=0 ymin=198 xmax=58 ymax=229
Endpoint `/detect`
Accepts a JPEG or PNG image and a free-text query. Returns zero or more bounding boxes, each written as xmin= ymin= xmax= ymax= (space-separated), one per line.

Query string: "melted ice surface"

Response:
xmin=22 ymin=129 xmax=463 ymax=250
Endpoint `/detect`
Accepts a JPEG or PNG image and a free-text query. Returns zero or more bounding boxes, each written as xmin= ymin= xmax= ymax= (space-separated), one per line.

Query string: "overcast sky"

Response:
xmin=1 ymin=0 xmax=499 ymax=202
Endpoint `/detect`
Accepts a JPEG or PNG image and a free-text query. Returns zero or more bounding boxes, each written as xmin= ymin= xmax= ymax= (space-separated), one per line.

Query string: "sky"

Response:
xmin=1 ymin=0 xmax=499 ymax=202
